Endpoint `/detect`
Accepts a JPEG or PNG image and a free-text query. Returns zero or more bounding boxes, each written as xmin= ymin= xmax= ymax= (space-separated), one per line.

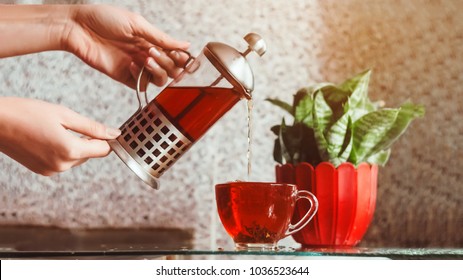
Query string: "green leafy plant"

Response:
xmin=267 ymin=70 xmax=425 ymax=167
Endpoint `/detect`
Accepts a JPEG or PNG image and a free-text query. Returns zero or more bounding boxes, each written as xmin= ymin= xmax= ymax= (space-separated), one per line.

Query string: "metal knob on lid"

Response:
xmin=243 ymin=33 xmax=267 ymax=57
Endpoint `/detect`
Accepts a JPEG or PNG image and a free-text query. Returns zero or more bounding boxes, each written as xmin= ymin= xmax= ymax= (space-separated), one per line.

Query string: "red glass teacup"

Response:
xmin=215 ymin=182 xmax=318 ymax=250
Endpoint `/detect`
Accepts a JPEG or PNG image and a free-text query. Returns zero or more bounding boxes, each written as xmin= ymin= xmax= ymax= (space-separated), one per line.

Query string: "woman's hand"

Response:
xmin=0 ymin=97 xmax=121 ymax=176
xmin=0 ymin=5 xmax=188 ymax=88
xmin=63 ymin=5 xmax=190 ymax=88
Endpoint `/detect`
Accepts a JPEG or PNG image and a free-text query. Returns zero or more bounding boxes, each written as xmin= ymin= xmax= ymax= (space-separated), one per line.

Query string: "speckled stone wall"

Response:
xmin=1 ymin=0 xmax=462 ymax=248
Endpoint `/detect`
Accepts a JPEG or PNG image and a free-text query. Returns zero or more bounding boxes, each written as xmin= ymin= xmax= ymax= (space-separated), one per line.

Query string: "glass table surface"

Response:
xmin=0 ymin=226 xmax=461 ymax=259
xmin=2 ymin=248 xmax=462 ymax=260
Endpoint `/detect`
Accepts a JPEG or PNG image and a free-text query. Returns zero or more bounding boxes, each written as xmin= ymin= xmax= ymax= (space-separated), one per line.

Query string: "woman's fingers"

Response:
xmin=148 ymin=47 xmax=183 ymax=78
xmin=70 ymin=137 xmax=113 ymax=159
xmin=60 ymin=107 xmax=121 ymax=140
xmin=140 ymin=47 xmax=189 ymax=87
xmin=167 ymin=50 xmax=191 ymax=68
xmin=72 ymin=158 xmax=88 ymax=168
xmin=58 ymin=108 xmax=117 ymax=160
xmin=129 ymin=44 xmax=191 ymax=90
xmin=130 ymin=60 xmax=169 ymax=90
xmin=144 ymin=56 xmax=168 ymax=86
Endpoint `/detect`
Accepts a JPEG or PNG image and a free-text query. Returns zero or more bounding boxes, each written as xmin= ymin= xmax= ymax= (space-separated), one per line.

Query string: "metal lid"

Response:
xmin=203 ymin=33 xmax=266 ymax=99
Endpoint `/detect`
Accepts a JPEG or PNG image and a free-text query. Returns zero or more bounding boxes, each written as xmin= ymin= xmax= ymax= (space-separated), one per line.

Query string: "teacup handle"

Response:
xmin=284 ymin=190 xmax=319 ymax=237
xmin=135 ymin=49 xmax=195 ymax=109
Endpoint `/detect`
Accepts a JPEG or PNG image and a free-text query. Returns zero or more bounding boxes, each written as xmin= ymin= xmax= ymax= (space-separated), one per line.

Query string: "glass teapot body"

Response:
xmin=155 ymin=50 xmax=244 ymax=141
xmin=109 ymin=33 xmax=266 ymax=189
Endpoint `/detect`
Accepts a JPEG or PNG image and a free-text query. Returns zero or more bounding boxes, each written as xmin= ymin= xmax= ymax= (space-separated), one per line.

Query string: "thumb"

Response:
xmin=71 ymin=137 xmax=113 ymax=159
xmin=61 ymin=108 xmax=121 ymax=139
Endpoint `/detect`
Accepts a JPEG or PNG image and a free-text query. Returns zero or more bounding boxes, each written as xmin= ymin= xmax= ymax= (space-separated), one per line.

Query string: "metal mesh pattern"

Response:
xmin=118 ymin=102 xmax=192 ymax=178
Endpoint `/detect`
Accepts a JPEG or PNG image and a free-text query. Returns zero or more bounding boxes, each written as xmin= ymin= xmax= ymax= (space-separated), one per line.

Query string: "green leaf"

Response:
xmin=319 ymin=85 xmax=350 ymax=121
xmin=347 ymin=106 xmax=372 ymax=123
xmin=277 ymin=119 xmax=292 ymax=164
xmin=275 ymin=121 xmax=319 ymax=165
xmin=351 ymin=103 xmax=424 ymax=164
xmin=298 ymin=125 xmax=323 ymax=166
xmin=337 ymin=131 xmax=353 ymax=163
xmin=313 ymin=91 xmax=333 ymax=161
xmin=343 ymin=70 xmax=376 ymax=122
xmin=370 ymin=102 xmax=425 ymax=153
xmin=270 ymin=125 xmax=280 ymax=136
xmin=313 ymin=90 xmax=333 ymax=129
xmin=266 ymin=98 xmax=293 ymax=116
xmin=351 ymin=109 xmax=399 ymax=164
xmin=322 ymin=85 xmax=350 ymax=103
xmin=327 ymin=115 xmax=353 ymax=167
xmin=366 ymin=149 xmax=391 ymax=166
xmin=305 ymin=82 xmax=334 ymax=96
xmin=271 ymin=124 xmax=283 ymax=164
xmin=273 ymin=138 xmax=283 ymax=164
xmin=325 ymin=113 xmax=350 ymax=159
xmin=295 ymin=94 xmax=314 ymax=126
xmin=342 ymin=69 xmax=371 ymax=109
xmin=293 ymin=88 xmax=311 ymax=107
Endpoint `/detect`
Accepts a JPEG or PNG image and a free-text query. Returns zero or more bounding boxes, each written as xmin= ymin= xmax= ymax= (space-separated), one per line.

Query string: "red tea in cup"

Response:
xmin=215 ymin=182 xmax=318 ymax=250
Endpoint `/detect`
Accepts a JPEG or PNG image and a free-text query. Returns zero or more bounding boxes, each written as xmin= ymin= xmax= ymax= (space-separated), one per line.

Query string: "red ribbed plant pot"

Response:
xmin=276 ymin=162 xmax=378 ymax=246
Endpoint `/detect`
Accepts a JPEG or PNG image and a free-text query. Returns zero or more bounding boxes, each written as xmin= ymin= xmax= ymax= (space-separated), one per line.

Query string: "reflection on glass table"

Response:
xmin=0 ymin=226 xmax=461 ymax=259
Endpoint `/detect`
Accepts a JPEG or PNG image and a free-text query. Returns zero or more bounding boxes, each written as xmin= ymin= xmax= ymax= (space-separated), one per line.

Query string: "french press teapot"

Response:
xmin=108 ymin=33 xmax=266 ymax=189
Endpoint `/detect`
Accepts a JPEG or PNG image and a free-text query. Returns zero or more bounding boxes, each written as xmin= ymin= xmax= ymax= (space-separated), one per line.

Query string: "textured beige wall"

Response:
xmin=0 ymin=0 xmax=462 ymax=248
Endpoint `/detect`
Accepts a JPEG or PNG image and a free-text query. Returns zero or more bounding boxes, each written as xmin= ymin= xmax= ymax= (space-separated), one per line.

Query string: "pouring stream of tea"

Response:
xmin=247 ymin=99 xmax=253 ymax=179
xmin=211 ymin=74 xmax=253 ymax=179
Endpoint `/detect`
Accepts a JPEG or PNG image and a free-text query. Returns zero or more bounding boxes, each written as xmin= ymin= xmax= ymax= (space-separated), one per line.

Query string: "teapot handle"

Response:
xmin=135 ymin=49 xmax=195 ymax=109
